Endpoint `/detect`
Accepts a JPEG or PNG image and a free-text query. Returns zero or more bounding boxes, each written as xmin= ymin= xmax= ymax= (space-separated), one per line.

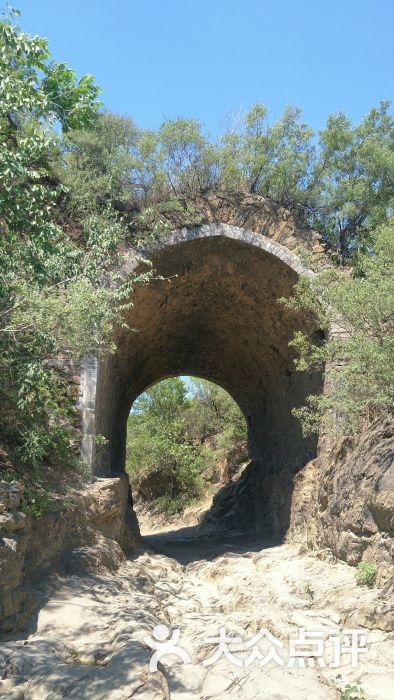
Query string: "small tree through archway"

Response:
xmin=126 ymin=377 xmax=248 ymax=527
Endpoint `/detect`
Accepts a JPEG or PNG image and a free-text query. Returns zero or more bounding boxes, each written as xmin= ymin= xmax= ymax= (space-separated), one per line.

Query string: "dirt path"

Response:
xmin=1 ymin=527 xmax=393 ymax=699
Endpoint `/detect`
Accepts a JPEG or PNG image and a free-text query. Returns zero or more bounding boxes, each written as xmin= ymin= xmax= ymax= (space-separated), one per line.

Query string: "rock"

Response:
xmin=2 ymin=535 xmax=393 ymax=699
xmin=308 ymin=419 xmax=394 ymax=574
xmin=71 ymin=474 xmax=140 ymax=552
xmin=63 ymin=534 xmax=125 ymax=576
xmin=0 ymin=475 xmax=139 ymax=635
xmin=0 ymin=481 xmax=24 ymax=512
xmin=0 ymin=537 xmax=33 ymax=632
xmin=287 ymin=459 xmax=318 ymax=542
xmin=201 ymin=458 xmax=297 ymax=541
xmin=222 ymin=442 xmax=249 ymax=482
xmin=136 ymin=469 xmax=175 ymax=501
xmin=8 ymin=482 xmax=24 ymax=510
xmin=0 ymin=512 xmax=27 ymax=533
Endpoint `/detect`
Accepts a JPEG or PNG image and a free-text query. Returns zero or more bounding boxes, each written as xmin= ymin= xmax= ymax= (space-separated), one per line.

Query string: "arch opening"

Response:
xmin=126 ymin=375 xmax=249 ymax=531
xmin=85 ymin=223 xmax=323 ymax=538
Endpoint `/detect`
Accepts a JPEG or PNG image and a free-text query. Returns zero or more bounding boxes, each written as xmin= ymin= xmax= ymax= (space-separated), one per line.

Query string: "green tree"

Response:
xmin=157 ymin=117 xmax=218 ymax=196
xmin=312 ymin=101 xmax=394 ymax=259
xmin=220 ymin=104 xmax=315 ymax=209
xmin=0 ymin=12 xmax=148 ymax=473
xmin=61 ymin=112 xmax=140 ymax=220
xmin=126 ymin=378 xmax=201 ymax=511
xmin=133 ymin=377 xmax=190 ymax=423
xmin=60 ymin=101 xmax=394 ymax=265
xmin=218 ymin=102 xmax=394 ymax=260
xmin=285 ymin=218 xmax=394 ymax=434
xmin=184 ymin=379 xmax=246 ymax=445
xmin=0 ymin=9 xmax=100 ymax=132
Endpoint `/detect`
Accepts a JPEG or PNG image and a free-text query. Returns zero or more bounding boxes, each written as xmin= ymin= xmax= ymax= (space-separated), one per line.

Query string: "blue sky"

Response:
xmin=15 ymin=0 xmax=393 ymax=135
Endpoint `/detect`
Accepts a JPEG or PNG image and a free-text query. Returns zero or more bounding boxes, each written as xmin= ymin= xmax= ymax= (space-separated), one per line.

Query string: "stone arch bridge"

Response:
xmin=76 ymin=193 xmax=326 ymax=537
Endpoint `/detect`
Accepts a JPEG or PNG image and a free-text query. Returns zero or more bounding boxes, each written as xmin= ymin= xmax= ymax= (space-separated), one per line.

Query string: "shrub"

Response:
xmin=330 ymin=675 xmax=365 ymax=700
xmin=284 ymin=218 xmax=394 ymax=435
xmin=356 ymin=561 xmax=377 ymax=587
xmin=20 ymin=486 xmax=63 ymax=518
xmin=156 ymin=496 xmax=184 ymax=516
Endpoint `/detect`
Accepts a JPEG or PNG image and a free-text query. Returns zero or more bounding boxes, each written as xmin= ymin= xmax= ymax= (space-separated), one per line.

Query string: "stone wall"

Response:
xmin=159 ymin=191 xmax=326 ymax=265
xmin=70 ymin=194 xmax=326 ymax=554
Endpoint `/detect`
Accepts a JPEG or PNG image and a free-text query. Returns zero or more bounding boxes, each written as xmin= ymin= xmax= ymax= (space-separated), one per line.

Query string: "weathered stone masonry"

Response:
xmin=77 ymin=194 xmax=326 ymax=537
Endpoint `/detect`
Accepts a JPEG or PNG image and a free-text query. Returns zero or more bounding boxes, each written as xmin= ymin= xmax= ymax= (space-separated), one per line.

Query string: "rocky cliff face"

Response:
xmin=306 ymin=419 xmax=394 ymax=575
xmin=203 ymin=419 xmax=394 ymax=580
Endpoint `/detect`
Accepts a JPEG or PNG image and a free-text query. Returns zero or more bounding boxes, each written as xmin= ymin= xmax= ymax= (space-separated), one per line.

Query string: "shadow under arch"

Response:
xmin=80 ymin=222 xmax=323 ymax=539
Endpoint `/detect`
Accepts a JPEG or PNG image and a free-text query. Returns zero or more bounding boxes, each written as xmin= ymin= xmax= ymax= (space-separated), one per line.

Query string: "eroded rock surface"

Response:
xmin=1 ymin=528 xmax=393 ymax=700
xmin=0 ymin=477 xmax=140 ymax=635
xmin=203 ymin=419 xmax=394 ymax=578
xmin=0 ymin=482 xmax=24 ymax=514
xmin=305 ymin=420 xmax=394 ymax=575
